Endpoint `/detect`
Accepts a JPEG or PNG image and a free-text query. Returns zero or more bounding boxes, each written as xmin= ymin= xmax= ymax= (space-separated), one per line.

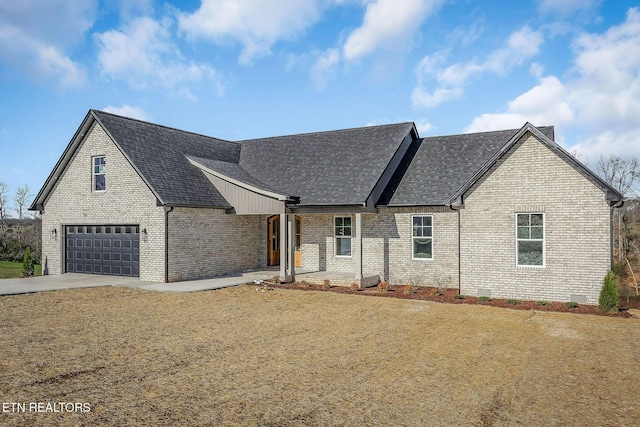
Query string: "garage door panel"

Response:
xmin=65 ymin=225 xmax=139 ymax=277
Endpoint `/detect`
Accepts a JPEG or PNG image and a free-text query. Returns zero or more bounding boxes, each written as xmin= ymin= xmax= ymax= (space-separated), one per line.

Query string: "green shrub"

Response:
xmin=598 ymin=270 xmax=619 ymax=313
xmin=454 ymin=294 xmax=465 ymax=300
xmin=536 ymin=301 xmax=549 ymax=306
xmin=566 ymin=301 xmax=579 ymax=309
xmin=21 ymin=247 xmax=34 ymax=277
xmin=479 ymin=296 xmax=491 ymax=302
xmin=507 ymin=299 xmax=520 ymax=305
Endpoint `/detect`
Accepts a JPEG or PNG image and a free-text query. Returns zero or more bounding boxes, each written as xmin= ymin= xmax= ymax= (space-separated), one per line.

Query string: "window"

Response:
xmin=93 ymin=156 xmax=106 ymax=191
xmin=412 ymin=215 xmax=433 ymax=259
xmin=517 ymin=213 xmax=544 ymax=266
xmin=334 ymin=216 xmax=352 ymax=256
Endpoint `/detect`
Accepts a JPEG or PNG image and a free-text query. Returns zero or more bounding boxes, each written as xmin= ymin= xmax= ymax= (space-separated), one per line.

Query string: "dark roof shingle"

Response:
xmin=93 ymin=110 xmax=240 ymax=208
xmin=238 ymin=123 xmax=415 ymax=206
xmin=386 ymin=127 xmax=555 ymax=206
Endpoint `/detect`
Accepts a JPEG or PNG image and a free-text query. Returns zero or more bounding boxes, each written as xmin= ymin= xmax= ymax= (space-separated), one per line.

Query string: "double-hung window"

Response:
xmin=334 ymin=216 xmax=352 ymax=256
xmin=516 ymin=213 xmax=544 ymax=266
xmin=412 ymin=215 xmax=433 ymax=259
xmin=93 ymin=156 xmax=106 ymax=192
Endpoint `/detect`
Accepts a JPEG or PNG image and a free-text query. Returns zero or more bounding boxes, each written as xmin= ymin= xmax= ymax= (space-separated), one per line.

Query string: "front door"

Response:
xmin=268 ymin=216 xmax=280 ymax=266
xmin=267 ymin=215 xmax=302 ymax=267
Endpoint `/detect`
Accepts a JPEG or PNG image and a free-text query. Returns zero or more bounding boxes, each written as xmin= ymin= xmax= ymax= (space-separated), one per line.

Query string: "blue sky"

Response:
xmin=1 ymin=0 xmax=639 ymax=210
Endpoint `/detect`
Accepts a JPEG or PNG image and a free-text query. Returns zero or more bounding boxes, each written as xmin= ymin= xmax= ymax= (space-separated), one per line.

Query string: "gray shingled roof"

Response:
xmin=93 ymin=110 xmax=239 ymax=208
xmin=186 ymin=156 xmax=282 ymax=195
xmin=90 ymin=112 xmax=414 ymax=207
xmin=386 ymin=127 xmax=555 ymax=206
xmin=40 ymin=109 xmax=605 ymax=214
xmin=237 ymin=123 xmax=415 ymax=206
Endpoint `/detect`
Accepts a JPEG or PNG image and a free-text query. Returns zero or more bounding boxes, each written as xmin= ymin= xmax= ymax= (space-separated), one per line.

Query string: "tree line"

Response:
xmin=0 ymin=182 xmax=40 ymax=264
xmin=596 ymin=156 xmax=640 ymax=294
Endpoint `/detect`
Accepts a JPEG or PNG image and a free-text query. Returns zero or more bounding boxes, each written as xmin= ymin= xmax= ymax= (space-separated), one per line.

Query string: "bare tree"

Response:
xmin=596 ymin=155 xmax=640 ymax=263
xmin=0 ymin=182 xmax=8 ymax=246
xmin=13 ymin=185 xmax=31 ymax=244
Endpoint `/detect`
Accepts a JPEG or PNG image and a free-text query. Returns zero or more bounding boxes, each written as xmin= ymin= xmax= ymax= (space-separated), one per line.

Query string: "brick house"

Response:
xmin=30 ymin=110 xmax=623 ymax=303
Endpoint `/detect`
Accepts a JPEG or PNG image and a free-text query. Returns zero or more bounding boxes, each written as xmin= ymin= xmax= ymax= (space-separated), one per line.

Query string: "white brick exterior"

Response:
xmin=41 ymin=123 xmax=166 ymax=282
xmin=41 ymin=124 xmax=613 ymax=302
xmin=293 ymin=208 xmax=459 ymax=287
xmin=363 ymin=207 xmax=459 ymax=286
xmin=167 ymin=208 xmax=262 ymax=282
xmin=459 ymin=133 xmax=612 ymax=304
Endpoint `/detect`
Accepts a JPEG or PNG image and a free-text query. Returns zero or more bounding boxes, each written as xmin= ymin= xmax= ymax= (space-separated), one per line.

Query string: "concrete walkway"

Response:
xmin=0 ymin=270 xmax=278 ymax=296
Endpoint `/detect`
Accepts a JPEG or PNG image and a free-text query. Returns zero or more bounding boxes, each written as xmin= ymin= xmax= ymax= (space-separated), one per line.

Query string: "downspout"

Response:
xmin=457 ymin=207 xmax=461 ymax=294
xmin=610 ymin=200 xmax=624 ymax=269
xmin=165 ymin=206 xmax=174 ymax=283
xmin=449 ymin=204 xmax=462 ymax=294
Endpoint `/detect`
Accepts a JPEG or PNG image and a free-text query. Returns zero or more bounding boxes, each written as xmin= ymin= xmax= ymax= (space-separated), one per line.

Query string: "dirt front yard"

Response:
xmin=1 ymin=285 xmax=639 ymax=426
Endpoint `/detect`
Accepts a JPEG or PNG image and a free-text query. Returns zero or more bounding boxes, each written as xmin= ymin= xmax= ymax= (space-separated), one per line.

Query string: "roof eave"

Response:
xmin=29 ymin=111 xmax=96 ymax=212
xmin=186 ymin=156 xmax=295 ymax=202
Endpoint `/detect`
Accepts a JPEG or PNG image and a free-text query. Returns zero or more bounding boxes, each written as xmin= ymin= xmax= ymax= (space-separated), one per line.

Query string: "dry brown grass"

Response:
xmin=1 ymin=285 xmax=639 ymax=426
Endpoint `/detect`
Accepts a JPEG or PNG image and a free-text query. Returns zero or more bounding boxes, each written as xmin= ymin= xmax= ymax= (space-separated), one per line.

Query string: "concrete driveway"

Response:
xmin=0 ymin=271 xmax=276 ymax=296
xmin=0 ymin=274 xmax=144 ymax=295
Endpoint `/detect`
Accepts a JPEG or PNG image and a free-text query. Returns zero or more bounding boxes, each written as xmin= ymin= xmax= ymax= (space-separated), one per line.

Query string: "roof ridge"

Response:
xmin=421 ymin=125 xmax=554 ymax=140
xmin=238 ymin=121 xmax=414 ymax=143
xmin=90 ymin=109 xmax=238 ymax=146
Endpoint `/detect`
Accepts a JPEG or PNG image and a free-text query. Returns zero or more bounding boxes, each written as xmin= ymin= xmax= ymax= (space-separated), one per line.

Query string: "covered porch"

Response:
xmin=267 ymin=211 xmax=377 ymax=288
xmin=187 ymin=157 xmax=381 ymax=288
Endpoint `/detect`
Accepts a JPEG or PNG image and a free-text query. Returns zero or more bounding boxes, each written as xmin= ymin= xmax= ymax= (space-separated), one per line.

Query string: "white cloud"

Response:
xmin=538 ymin=0 xmax=601 ymax=18
xmin=95 ymin=17 xmax=224 ymax=99
xmin=466 ymin=76 xmax=573 ymax=132
xmin=102 ymin=105 xmax=150 ymax=121
xmin=439 ymin=26 xmax=544 ymax=86
xmin=343 ymin=0 xmax=443 ymax=60
xmin=177 ymin=0 xmax=322 ymax=65
xmin=114 ymin=0 xmax=153 ymax=20
xmin=310 ymin=48 xmax=340 ymax=90
xmin=0 ymin=0 xmax=96 ymax=88
xmin=413 ymin=26 xmax=544 ymax=108
xmin=465 ymin=8 xmax=640 ymax=162
xmin=529 ymin=62 xmax=544 ymax=78
xmin=571 ymin=128 xmax=640 ymax=164
xmin=412 ymin=87 xmax=463 ymax=108
xmin=415 ymin=119 xmax=433 ymax=135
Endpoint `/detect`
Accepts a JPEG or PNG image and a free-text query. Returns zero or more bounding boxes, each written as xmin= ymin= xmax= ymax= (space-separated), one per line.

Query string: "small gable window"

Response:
xmin=334 ymin=216 xmax=352 ymax=257
xmin=93 ymin=156 xmax=106 ymax=192
xmin=412 ymin=215 xmax=433 ymax=260
xmin=517 ymin=213 xmax=544 ymax=267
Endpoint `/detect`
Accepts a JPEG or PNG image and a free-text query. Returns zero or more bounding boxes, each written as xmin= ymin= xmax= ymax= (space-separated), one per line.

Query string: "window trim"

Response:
xmin=334 ymin=215 xmax=352 ymax=258
xmin=92 ymin=156 xmax=106 ymax=192
xmin=515 ymin=212 xmax=545 ymax=268
xmin=411 ymin=214 xmax=434 ymax=261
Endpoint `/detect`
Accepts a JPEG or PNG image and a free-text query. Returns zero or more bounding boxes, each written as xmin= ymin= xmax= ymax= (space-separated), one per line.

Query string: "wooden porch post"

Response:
xmin=355 ymin=212 xmax=362 ymax=280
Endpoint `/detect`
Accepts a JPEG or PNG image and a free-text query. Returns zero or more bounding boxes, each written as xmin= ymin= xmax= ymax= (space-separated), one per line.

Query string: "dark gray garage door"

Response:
xmin=65 ymin=225 xmax=140 ymax=277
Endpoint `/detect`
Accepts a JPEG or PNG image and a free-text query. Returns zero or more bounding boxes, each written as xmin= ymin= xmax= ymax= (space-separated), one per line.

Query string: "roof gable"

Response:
xmin=92 ymin=110 xmax=241 ymax=208
xmin=449 ymin=123 xmax=623 ymax=205
xmin=237 ymin=122 xmax=416 ymax=206
xmin=385 ymin=126 xmax=555 ymax=206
